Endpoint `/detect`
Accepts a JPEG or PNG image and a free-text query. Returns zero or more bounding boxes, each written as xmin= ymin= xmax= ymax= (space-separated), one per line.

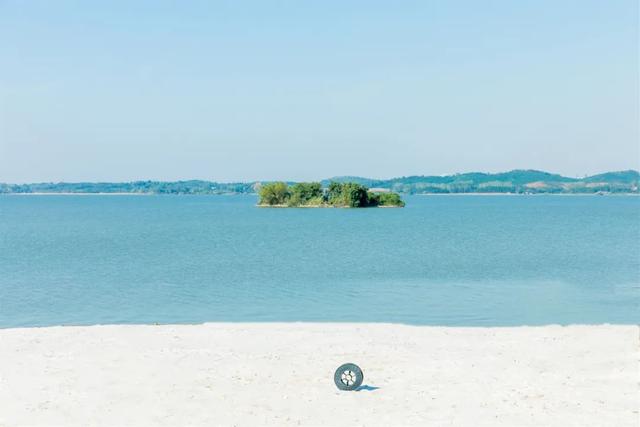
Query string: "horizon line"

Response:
xmin=2 ymin=168 xmax=639 ymax=185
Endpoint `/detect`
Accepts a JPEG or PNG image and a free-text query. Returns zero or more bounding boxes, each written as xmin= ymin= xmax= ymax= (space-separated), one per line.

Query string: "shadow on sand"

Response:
xmin=355 ymin=384 xmax=380 ymax=391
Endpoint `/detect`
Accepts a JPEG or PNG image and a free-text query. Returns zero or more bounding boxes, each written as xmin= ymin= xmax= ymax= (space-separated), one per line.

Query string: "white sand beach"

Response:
xmin=0 ymin=323 xmax=637 ymax=427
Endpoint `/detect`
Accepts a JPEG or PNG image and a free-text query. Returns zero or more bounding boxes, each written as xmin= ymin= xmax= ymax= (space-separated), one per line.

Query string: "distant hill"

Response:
xmin=325 ymin=170 xmax=636 ymax=194
xmin=323 ymin=170 xmax=578 ymax=187
xmin=1 ymin=170 xmax=638 ymax=195
xmin=581 ymin=170 xmax=640 ymax=184
xmin=320 ymin=176 xmax=384 ymax=187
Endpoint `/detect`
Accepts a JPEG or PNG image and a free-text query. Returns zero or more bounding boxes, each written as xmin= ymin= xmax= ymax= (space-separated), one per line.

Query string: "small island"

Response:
xmin=258 ymin=181 xmax=405 ymax=208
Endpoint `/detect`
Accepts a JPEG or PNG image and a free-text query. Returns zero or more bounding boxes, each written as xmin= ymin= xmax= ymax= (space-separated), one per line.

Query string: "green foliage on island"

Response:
xmin=289 ymin=182 xmax=324 ymax=206
xmin=257 ymin=182 xmax=405 ymax=207
xmin=368 ymin=192 xmax=405 ymax=207
xmin=1 ymin=170 xmax=637 ymax=195
xmin=257 ymin=181 xmax=290 ymax=205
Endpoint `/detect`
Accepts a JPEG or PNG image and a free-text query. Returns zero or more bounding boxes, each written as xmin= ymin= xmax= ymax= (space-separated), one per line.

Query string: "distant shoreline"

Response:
xmin=415 ymin=192 xmax=640 ymax=196
xmin=2 ymin=192 xmax=638 ymax=196
xmin=2 ymin=192 xmax=152 ymax=196
xmin=2 ymin=170 xmax=638 ymax=197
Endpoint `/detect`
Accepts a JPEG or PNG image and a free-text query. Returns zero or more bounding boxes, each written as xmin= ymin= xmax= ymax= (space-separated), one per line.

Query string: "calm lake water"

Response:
xmin=0 ymin=195 xmax=638 ymax=328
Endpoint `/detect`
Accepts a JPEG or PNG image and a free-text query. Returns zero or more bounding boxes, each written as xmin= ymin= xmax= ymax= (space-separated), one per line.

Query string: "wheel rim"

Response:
xmin=340 ymin=370 xmax=357 ymax=387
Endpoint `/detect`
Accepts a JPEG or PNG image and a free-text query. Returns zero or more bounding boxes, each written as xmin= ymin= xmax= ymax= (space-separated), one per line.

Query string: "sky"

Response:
xmin=0 ymin=0 xmax=638 ymax=183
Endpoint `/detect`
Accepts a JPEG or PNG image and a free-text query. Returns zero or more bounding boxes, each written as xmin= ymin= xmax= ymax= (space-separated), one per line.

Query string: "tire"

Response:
xmin=334 ymin=363 xmax=364 ymax=391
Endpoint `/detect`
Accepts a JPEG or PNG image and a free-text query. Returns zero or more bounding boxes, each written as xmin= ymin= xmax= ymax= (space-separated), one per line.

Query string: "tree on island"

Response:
xmin=327 ymin=182 xmax=369 ymax=207
xmin=258 ymin=181 xmax=405 ymax=208
xmin=288 ymin=182 xmax=324 ymax=206
xmin=257 ymin=181 xmax=289 ymax=205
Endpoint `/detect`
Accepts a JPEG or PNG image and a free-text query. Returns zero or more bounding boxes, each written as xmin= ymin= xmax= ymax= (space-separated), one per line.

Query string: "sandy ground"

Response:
xmin=0 ymin=323 xmax=637 ymax=427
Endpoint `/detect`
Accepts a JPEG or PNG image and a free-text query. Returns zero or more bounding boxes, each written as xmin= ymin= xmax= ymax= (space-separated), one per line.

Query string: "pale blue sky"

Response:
xmin=0 ymin=0 xmax=638 ymax=182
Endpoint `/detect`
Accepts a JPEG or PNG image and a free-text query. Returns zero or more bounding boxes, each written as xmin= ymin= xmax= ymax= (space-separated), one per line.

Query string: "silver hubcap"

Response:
xmin=340 ymin=370 xmax=357 ymax=386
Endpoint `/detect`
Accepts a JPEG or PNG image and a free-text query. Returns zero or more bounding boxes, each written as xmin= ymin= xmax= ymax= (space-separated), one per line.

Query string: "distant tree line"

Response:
xmin=1 ymin=170 xmax=637 ymax=195
xmin=0 ymin=181 xmax=256 ymax=195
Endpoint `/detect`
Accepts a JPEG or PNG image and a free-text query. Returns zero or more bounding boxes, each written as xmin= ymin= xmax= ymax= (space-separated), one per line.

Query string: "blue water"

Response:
xmin=0 ymin=195 xmax=638 ymax=328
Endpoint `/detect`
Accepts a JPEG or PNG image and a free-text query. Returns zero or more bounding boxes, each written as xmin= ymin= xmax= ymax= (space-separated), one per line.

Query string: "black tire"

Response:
xmin=334 ymin=363 xmax=364 ymax=391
